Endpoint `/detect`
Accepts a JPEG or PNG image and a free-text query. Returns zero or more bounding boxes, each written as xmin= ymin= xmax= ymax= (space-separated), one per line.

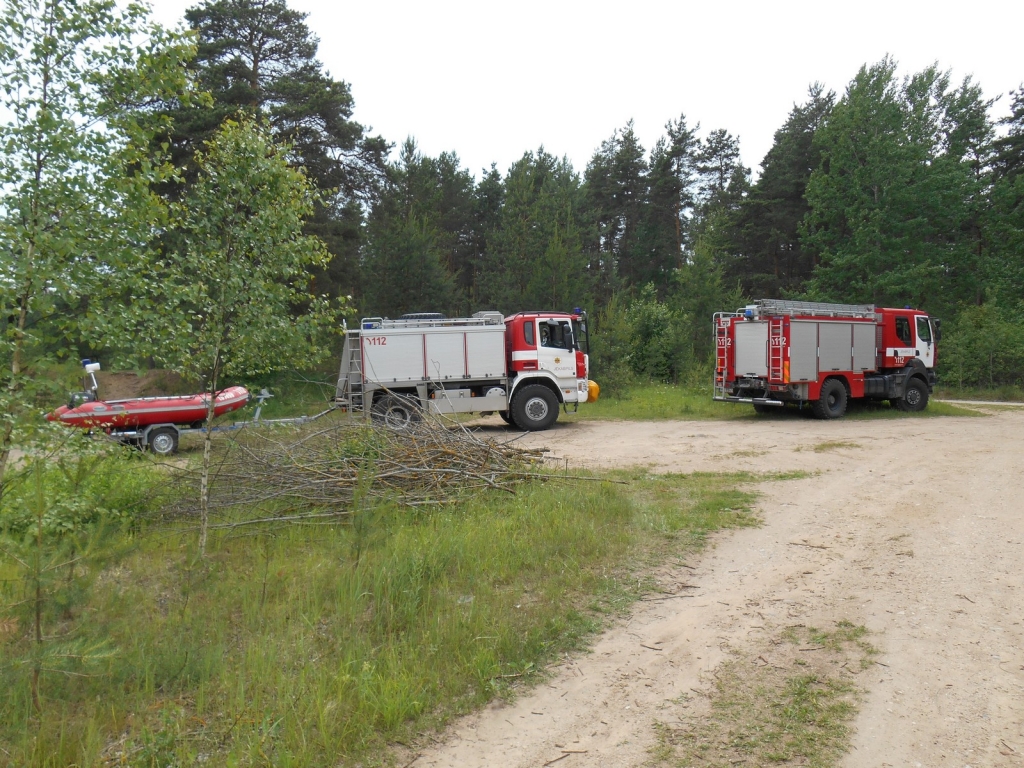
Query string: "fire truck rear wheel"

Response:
xmin=498 ymin=410 xmax=513 ymax=424
xmin=511 ymin=385 xmax=558 ymax=431
xmin=812 ymin=378 xmax=848 ymax=420
xmin=148 ymin=428 xmax=179 ymax=456
xmin=371 ymin=394 xmax=421 ymax=431
xmin=897 ymin=378 xmax=929 ymax=412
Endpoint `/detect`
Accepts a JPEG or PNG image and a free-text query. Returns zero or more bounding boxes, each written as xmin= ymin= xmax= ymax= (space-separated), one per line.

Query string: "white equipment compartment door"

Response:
xmin=733 ymin=321 xmax=768 ymax=377
xmin=362 ymin=332 xmax=424 ymax=383
xmin=789 ymin=321 xmax=818 ymax=382
xmin=465 ymin=327 xmax=506 ymax=378
xmin=852 ymin=322 xmax=877 ymax=372
xmin=424 ymin=332 xmax=465 ymax=381
xmin=818 ymin=322 xmax=852 ymax=372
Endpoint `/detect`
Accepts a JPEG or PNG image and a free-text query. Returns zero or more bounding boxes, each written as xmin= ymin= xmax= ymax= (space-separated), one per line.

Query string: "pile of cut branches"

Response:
xmin=161 ymin=413 xmax=551 ymax=528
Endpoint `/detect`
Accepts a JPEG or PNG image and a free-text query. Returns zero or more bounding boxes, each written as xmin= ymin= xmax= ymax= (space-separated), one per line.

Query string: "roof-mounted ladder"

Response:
xmin=754 ymin=299 xmax=876 ymax=319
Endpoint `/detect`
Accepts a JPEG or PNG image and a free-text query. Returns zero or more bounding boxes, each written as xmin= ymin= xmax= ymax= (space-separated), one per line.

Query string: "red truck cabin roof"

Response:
xmin=505 ymin=312 xmax=581 ymax=374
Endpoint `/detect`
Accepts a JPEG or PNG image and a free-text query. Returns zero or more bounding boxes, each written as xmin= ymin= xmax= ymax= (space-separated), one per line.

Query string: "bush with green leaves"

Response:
xmin=940 ymin=304 xmax=1024 ymax=389
xmin=0 ymin=448 xmax=158 ymax=537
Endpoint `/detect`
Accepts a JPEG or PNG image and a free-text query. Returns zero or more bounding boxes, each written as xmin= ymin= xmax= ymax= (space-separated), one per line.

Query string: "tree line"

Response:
xmin=145 ymin=0 xmax=1024 ymax=387
xmin=3 ymin=0 xmax=1024 ymax=411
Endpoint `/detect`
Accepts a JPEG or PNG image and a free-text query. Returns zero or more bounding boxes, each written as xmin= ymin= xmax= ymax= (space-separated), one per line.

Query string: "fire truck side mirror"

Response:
xmin=933 ymin=318 xmax=942 ymax=342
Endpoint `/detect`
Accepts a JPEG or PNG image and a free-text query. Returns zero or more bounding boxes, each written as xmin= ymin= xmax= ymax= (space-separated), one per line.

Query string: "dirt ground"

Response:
xmin=411 ymin=408 xmax=1024 ymax=767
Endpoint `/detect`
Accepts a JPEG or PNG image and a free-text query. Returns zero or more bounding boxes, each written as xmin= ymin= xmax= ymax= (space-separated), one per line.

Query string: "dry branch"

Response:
xmin=160 ymin=412 xmax=564 ymax=526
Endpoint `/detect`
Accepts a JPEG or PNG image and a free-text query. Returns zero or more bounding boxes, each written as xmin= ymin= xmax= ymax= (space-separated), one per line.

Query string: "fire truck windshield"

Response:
xmin=540 ymin=320 xmax=574 ymax=350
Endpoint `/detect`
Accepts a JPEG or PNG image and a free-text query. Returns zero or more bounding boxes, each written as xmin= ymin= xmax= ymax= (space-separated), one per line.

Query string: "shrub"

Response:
xmin=940 ymin=304 xmax=1024 ymax=389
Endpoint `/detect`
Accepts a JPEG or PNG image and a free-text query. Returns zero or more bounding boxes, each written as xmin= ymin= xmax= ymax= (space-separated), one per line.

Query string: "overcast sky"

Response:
xmin=150 ymin=0 xmax=1024 ymax=180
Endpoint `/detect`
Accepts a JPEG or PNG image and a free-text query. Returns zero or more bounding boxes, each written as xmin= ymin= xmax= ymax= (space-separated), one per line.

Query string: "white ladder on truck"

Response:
xmin=334 ymin=330 xmax=364 ymax=412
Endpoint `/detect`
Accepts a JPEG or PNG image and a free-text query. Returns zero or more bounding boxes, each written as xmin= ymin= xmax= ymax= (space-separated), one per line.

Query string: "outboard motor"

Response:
xmin=68 ymin=359 xmax=101 ymax=408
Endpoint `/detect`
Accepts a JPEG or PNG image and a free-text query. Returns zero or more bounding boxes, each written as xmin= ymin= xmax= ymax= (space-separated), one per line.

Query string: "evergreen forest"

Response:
xmin=6 ymin=0 xmax=1024 ymax=390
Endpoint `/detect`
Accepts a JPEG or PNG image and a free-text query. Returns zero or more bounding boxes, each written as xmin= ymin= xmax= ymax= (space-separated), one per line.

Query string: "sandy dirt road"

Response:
xmin=411 ymin=409 xmax=1024 ymax=768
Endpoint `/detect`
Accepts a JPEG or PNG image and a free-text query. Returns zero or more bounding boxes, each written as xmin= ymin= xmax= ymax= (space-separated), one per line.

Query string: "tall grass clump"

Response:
xmin=0 ymin=434 xmax=759 ymax=766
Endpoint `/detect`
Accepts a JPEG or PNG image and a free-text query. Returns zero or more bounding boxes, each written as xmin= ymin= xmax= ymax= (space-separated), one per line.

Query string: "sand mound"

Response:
xmin=95 ymin=370 xmax=196 ymax=400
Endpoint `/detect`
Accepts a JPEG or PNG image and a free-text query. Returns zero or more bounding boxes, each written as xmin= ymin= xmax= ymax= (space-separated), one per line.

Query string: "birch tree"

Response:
xmin=134 ymin=118 xmax=338 ymax=554
xmin=0 ymin=0 xmax=195 ymax=487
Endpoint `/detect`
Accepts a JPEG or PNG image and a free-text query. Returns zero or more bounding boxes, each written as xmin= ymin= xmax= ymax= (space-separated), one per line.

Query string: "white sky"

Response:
xmin=150 ymin=0 xmax=1024 ymax=180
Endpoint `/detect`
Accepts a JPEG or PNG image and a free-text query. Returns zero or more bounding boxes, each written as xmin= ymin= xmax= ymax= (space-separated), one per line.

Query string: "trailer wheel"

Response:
xmin=498 ymin=410 xmax=513 ymax=424
xmin=896 ymin=378 xmax=929 ymax=412
xmin=148 ymin=428 xmax=179 ymax=456
xmin=510 ymin=385 xmax=558 ymax=431
xmin=812 ymin=379 xmax=848 ymax=420
xmin=371 ymin=394 xmax=421 ymax=431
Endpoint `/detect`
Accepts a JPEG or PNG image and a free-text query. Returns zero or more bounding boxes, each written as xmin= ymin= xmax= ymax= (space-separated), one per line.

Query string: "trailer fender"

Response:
xmin=509 ymin=373 xmax=563 ymax=404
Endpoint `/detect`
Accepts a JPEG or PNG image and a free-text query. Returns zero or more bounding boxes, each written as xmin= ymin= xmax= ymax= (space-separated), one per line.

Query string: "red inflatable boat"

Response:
xmin=48 ymin=386 xmax=250 ymax=429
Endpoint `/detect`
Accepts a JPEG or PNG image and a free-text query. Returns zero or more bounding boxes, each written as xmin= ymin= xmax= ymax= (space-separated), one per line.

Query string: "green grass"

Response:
xmin=799 ymin=441 xmax=861 ymax=453
xmin=579 ymin=383 xmax=750 ymax=421
xmin=934 ymin=383 xmax=1024 ymax=402
xmin=579 ymin=383 xmax=981 ymax=421
xmin=656 ymin=621 xmax=875 ymax=768
xmin=0 ymin=461 xmax=771 ymax=767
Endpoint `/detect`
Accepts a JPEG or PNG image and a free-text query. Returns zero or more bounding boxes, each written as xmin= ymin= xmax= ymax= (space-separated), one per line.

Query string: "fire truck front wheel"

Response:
xmin=812 ymin=378 xmax=848 ymax=420
xmin=896 ymin=378 xmax=929 ymax=412
xmin=371 ymin=394 xmax=421 ymax=431
xmin=498 ymin=411 xmax=513 ymax=424
xmin=510 ymin=385 xmax=559 ymax=431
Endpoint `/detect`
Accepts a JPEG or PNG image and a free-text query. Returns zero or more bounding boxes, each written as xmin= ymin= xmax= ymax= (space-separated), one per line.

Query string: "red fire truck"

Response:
xmin=335 ymin=311 xmax=599 ymax=430
xmin=713 ymin=299 xmax=940 ymax=419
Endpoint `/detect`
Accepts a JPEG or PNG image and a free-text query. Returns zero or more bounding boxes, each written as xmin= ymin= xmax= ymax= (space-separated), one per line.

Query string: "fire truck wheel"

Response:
xmin=371 ymin=394 xmax=421 ymax=431
xmin=511 ymin=385 xmax=558 ymax=431
xmin=148 ymin=428 xmax=179 ymax=456
xmin=752 ymin=402 xmax=775 ymax=415
xmin=498 ymin=410 xmax=513 ymax=424
xmin=812 ymin=378 xmax=848 ymax=420
xmin=897 ymin=378 xmax=929 ymax=412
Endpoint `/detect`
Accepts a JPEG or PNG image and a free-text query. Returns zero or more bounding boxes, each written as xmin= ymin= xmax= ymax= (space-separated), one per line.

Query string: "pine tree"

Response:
xmin=477 ymin=150 xmax=592 ymax=313
xmin=638 ymin=115 xmax=701 ymax=294
xmin=696 ymin=129 xmax=746 ymax=213
xmin=986 ymin=86 xmax=1024 ymax=308
xmin=803 ymin=58 xmax=993 ymax=315
xmin=729 ymin=85 xmax=835 ymax=296
xmin=360 ymin=141 xmax=462 ymax=318
xmin=584 ymin=122 xmax=649 ymax=296
xmin=158 ymin=0 xmax=388 ymax=301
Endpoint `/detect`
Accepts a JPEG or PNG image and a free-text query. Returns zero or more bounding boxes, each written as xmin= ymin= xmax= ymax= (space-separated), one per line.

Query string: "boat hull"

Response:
xmin=48 ymin=386 xmax=250 ymax=429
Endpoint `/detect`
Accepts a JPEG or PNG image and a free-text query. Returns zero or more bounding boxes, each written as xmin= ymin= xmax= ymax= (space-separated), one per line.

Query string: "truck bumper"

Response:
xmin=713 ymin=396 xmax=785 ymax=406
